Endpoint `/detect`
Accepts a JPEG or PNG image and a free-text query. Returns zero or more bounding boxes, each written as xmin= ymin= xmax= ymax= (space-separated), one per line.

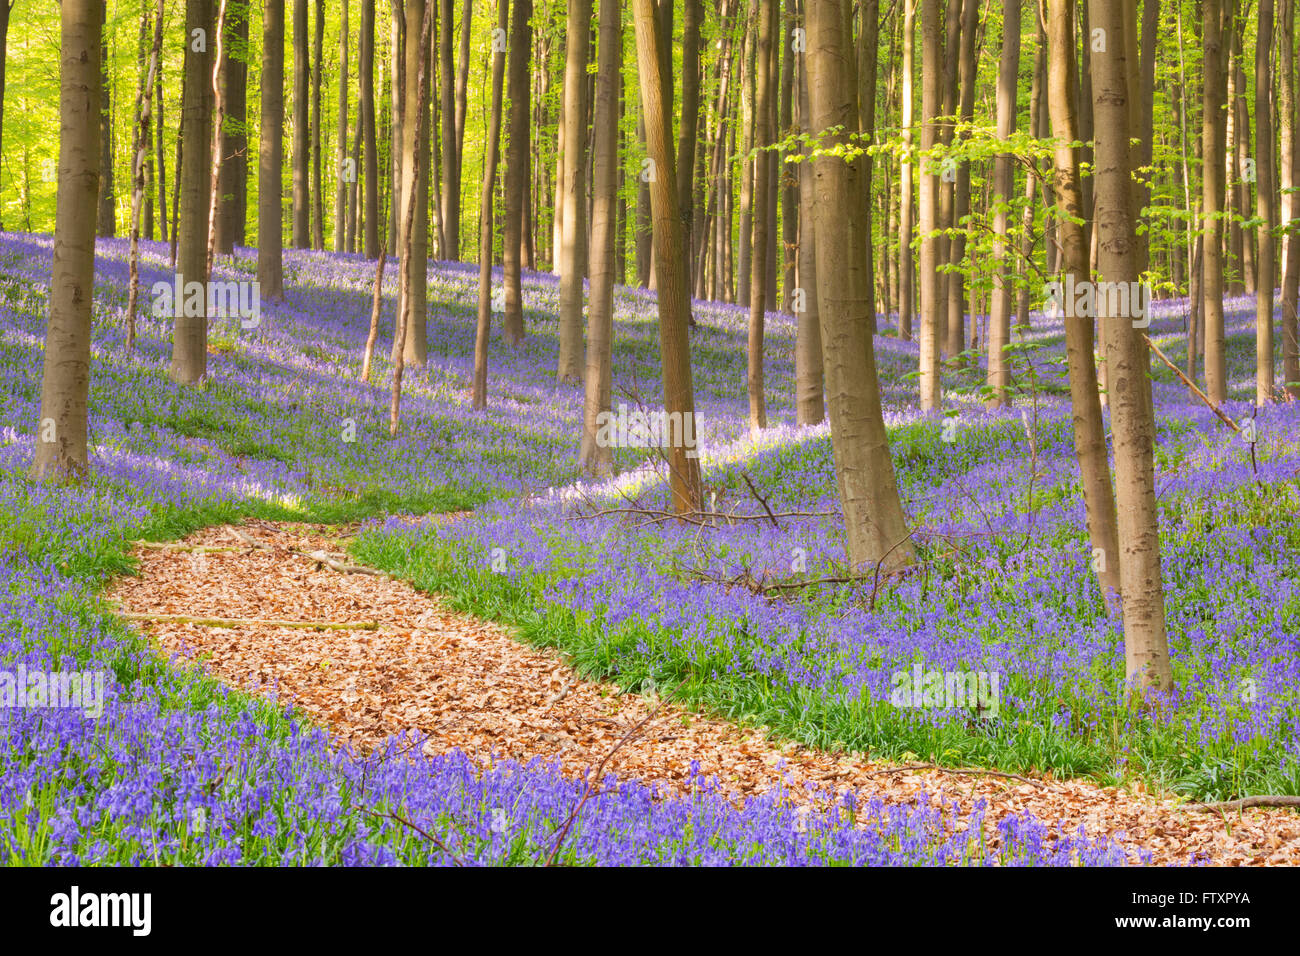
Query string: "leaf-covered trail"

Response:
xmin=108 ymin=521 xmax=1300 ymax=866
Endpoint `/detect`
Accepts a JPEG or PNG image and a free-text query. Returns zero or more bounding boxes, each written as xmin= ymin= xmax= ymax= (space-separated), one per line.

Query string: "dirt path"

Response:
xmin=108 ymin=520 xmax=1300 ymax=866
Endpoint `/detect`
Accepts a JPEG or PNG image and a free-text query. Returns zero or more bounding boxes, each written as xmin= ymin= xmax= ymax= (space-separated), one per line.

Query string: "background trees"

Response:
xmin=13 ymin=0 xmax=1300 ymax=683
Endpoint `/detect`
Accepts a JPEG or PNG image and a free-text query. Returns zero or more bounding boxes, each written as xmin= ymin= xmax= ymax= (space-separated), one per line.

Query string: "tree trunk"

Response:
xmin=1257 ymin=0 xmax=1277 ymax=404
xmin=632 ymin=0 xmax=703 ymax=513
xmin=1016 ymin=12 xmax=1046 ymax=335
xmin=394 ymin=0 xmax=431 ymax=367
xmin=859 ymin=0 xmax=880 ymax=336
xmin=391 ymin=2 xmax=435 ymax=434
xmin=259 ymin=0 xmax=286 ymax=302
xmin=1203 ymin=0 xmax=1228 ymax=403
xmin=1046 ymin=0 xmax=1122 ymax=608
xmin=986 ymin=0 xmax=1020 ymax=408
xmin=0 ymin=0 xmax=11 ymax=231
xmin=503 ymin=0 xmax=533 ymax=346
xmin=806 ymin=0 xmax=914 ymax=572
xmin=171 ymin=0 xmax=215 ymax=385
xmin=898 ymin=0 xmax=915 ymax=340
xmin=946 ymin=0 xmax=980 ymax=361
xmin=311 ymin=0 xmax=325 ymax=249
xmin=470 ymin=0 xmax=510 ymax=410
xmin=556 ymin=0 xmax=593 ymax=384
xmin=1284 ymin=0 xmax=1300 ymax=398
xmin=335 ymin=0 xmax=350 ymax=253
xmin=127 ymin=2 xmax=163 ymax=350
xmin=362 ymin=0 xmax=380 ymax=258
xmin=455 ymin=0 xmax=472 ymax=249
xmin=31 ymin=0 xmax=101 ymax=483
xmin=156 ymin=55 xmax=168 ymax=243
xmin=748 ymin=0 xmax=774 ymax=434
xmin=438 ymin=0 xmax=458 ymax=260
xmin=215 ymin=1 xmax=248 ymax=253
xmin=97 ymin=0 xmax=115 ymax=237
xmin=579 ymin=0 xmax=622 ymax=476
xmin=917 ymin=0 xmax=941 ymax=411
xmin=737 ymin=1 xmax=755 ymax=308
xmin=794 ymin=0 xmax=823 ymax=426
xmin=678 ymin=0 xmax=703 ymax=298
xmin=204 ymin=1 xmax=230 ymax=278
xmin=292 ymin=0 xmax=310 ymax=246
xmin=388 ymin=8 xmax=401 ymax=257
xmin=1088 ymin=0 xmax=1173 ymax=695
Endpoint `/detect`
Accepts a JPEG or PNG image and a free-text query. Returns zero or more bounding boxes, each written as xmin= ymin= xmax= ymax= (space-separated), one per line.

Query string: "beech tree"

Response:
xmin=747 ymin=0 xmax=774 ymax=434
xmin=1256 ymin=0 xmax=1276 ymax=405
xmin=171 ymin=0 xmax=215 ymax=385
xmin=1202 ymin=0 xmax=1227 ymax=402
xmin=259 ymin=0 xmax=286 ymax=303
xmin=1046 ymin=0 xmax=1122 ymax=607
xmin=361 ymin=0 xmax=380 ymax=259
xmin=334 ymin=0 xmax=349 ymax=254
xmin=556 ymin=0 xmax=592 ymax=385
xmin=986 ymin=0 xmax=1020 ymax=408
xmin=806 ymin=0 xmax=913 ymax=572
xmin=632 ymin=0 xmax=703 ymax=514
xmin=916 ymin=0 xmax=941 ymax=412
xmin=292 ymin=0 xmax=309 ymax=248
xmin=794 ymin=0 xmax=822 ymax=427
xmin=96 ymin=0 xmax=115 ymax=238
xmin=215 ymin=0 xmax=248 ymax=254
xmin=470 ymin=0 xmax=509 ymax=410
xmin=502 ymin=0 xmax=532 ymax=346
xmin=394 ymin=0 xmax=431 ymax=367
xmin=31 ymin=0 xmax=101 ymax=483
xmin=1088 ymin=0 xmax=1173 ymax=694
xmin=579 ymin=0 xmax=621 ymax=476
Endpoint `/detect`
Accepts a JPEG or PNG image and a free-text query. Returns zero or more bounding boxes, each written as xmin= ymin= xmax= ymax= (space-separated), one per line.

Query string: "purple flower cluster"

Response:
xmin=0 ymin=231 xmax=1154 ymax=864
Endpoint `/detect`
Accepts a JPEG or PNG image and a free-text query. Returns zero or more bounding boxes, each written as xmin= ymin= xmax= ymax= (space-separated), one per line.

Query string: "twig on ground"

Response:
xmin=291 ymin=548 xmax=386 ymax=576
xmin=1192 ymin=795 xmax=1300 ymax=813
xmin=119 ymin=612 xmax=379 ymax=631
xmin=364 ymin=808 xmax=466 ymax=865
xmin=545 ymin=701 xmax=665 ymax=867
xmin=858 ymin=763 xmax=1051 ymax=788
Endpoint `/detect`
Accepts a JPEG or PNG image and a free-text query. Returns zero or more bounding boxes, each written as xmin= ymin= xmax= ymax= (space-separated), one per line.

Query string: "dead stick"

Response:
xmin=131 ymin=541 xmax=242 ymax=553
xmin=119 ymin=612 xmax=379 ymax=631
xmin=859 ymin=763 xmax=1049 ymax=788
xmin=1142 ymin=334 xmax=1240 ymax=433
xmin=1193 ymin=795 xmax=1300 ymax=812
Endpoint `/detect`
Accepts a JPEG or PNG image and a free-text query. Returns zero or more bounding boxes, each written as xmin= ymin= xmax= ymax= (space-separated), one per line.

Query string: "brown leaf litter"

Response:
xmin=107 ymin=520 xmax=1300 ymax=866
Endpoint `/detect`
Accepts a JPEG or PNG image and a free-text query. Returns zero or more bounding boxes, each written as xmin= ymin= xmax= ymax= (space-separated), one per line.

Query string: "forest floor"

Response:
xmin=109 ymin=519 xmax=1300 ymax=866
xmin=6 ymin=233 xmax=1299 ymax=865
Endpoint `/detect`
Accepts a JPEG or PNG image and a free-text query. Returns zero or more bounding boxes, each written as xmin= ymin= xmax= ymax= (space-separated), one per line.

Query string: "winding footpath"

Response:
xmin=108 ymin=520 xmax=1300 ymax=866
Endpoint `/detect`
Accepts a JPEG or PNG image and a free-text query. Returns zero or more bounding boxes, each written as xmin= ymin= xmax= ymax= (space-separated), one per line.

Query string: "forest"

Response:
xmin=0 ymin=0 xmax=1298 ymax=881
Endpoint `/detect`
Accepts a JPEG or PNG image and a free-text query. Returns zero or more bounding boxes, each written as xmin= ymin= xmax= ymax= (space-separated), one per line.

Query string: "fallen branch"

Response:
xmin=292 ymin=549 xmax=386 ymax=576
xmin=364 ymin=808 xmax=465 ymax=865
xmin=119 ymin=612 xmax=379 ymax=631
xmin=228 ymin=526 xmax=269 ymax=549
xmin=740 ymin=473 xmax=781 ymax=529
xmin=545 ymin=701 xmax=664 ymax=867
xmin=859 ymin=763 xmax=1050 ymax=788
xmin=1192 ymin=795 xmax=1300 ymax=813
xmin=1142 ymin=334 xmax=1240 ymax=433
xmin=132 ymin=541 xmax=241 ymax=554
